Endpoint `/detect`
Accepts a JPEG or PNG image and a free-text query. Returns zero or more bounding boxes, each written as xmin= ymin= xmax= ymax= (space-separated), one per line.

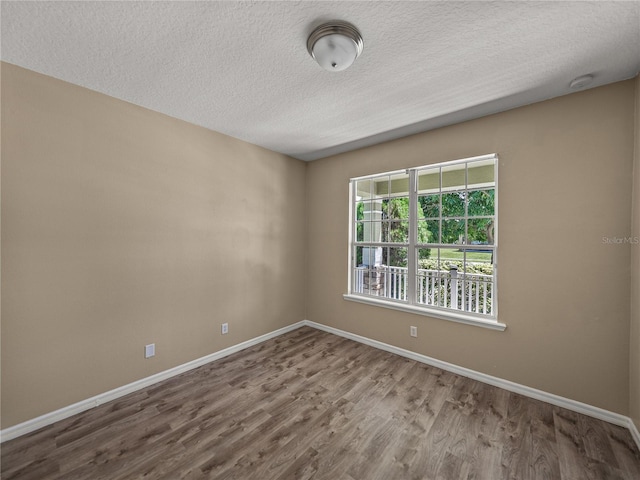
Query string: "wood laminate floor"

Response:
xmin=2 ymin=326 xmax=639 ymax=479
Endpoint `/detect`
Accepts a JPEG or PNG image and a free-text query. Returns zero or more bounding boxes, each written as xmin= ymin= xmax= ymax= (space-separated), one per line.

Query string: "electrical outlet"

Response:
xmin=410 ymin=326 xmax=417 ymax=337
xmin=145 ymin=343 xmax=155 ymax=358
xmin=221 ymin=323 xmax=229 ymax=335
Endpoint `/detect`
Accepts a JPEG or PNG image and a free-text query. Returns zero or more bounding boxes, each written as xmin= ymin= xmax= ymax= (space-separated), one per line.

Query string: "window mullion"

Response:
xmin=348 ymin=181 xmax=354 ymax=295
xmin=407 ymin=169 xmax=417 ymax=305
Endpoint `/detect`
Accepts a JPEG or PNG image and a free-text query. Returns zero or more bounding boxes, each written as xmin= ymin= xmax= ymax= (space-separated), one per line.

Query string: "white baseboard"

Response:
xmin=302 ymin=320 xmax=640 ymax=452
xmin=0 ymin=321 xmax=306 ymax=443
xmin=3 ymin=318 xmax=639 ymax=454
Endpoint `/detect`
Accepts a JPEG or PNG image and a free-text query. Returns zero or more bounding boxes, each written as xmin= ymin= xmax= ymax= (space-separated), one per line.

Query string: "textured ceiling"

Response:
xmin=2 ymin=1 xmax=639 ymax=161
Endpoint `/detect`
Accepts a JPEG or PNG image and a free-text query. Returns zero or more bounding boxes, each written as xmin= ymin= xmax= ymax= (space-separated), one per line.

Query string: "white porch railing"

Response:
xmin=354 ymin=265 xmax=493 ymax=315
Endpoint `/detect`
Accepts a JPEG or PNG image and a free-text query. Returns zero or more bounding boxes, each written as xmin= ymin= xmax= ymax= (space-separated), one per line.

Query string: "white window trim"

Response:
xmin=346 ymin=153 xmax=503 ymax=331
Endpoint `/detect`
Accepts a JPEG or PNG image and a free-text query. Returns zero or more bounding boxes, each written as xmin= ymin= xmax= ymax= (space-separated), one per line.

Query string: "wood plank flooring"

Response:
xmin=2 ymin=326 xmax=639 ymax=479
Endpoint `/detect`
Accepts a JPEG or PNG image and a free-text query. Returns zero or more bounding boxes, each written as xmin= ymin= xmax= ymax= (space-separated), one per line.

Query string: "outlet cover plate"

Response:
xmin=145 ymin=343 xmax=155 ymax=358
xmin=410 ymin=326 xmax=417 ymax=337
xmin=221 ymin=323 xmax=229 ymax=335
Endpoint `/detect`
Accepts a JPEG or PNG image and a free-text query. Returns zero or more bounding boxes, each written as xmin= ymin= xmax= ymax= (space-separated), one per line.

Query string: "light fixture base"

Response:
xmin=307 ymin=21 xmax=363 ymax=72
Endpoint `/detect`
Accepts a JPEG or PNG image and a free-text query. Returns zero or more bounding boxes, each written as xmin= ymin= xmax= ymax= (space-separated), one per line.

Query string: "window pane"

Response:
xmin=384 ymin=250 xmax=408 ymax=301
xmin=386 ymin=221 xmax=409 ymax=243
xmin=467 ymin=160 xmax=495 ymax=188
xmin=357 ymin=221 xmax=374 ymax=242
xmin=467 ymin=218 xmax=495 ymax=245
xmin=462 ymin=253 xmax=494 ymax=273
xmin=385 ymin=197 xmax=409 ymax=219
xmin=356 ymin=201 xmax=366 ymax=220
xmin=418 ymin=194 xmax=439 ymax=218
xmin=417 ymin=249 xmax=447 ymax=307
xmin=389 ymin=173 xmax=410 ymax=197
xmin=442 ymin=219 xmax=465 ymax=244
xmin=386 ymin=247 xmax=408 ymax=268
xmin=441 ymin=192 xmax=465 ymax=217
xmin=464 ymin=247 xmax=494 ymax=264
xmin=460 ymin=257 xmax=494 ymax=315
xmin=380 ymin=199 xmax=387 ymax=217
xmin=361 ymin=246 xmax=382 ymax=267
xmin=417 ymin=168 xmax=440 ymax=193
xmin=416 ymin=248 xmax=435 ymax=305
xmin=366 ymin=200 xmax=384 ymax=219
xmin=432 ymin=247 xmax=443 ymax=270
xmin=417 ymin=247 xmax=434 ymax=266
xmin=358 ymin=220 xmax=383 ymax=243
xmin=355 ymin=264 xmax=385 ymax=297
xmin=375 ymin=174 xmax=410 ymax=198
xmin=417 ymin=220 xmax=439 ymax=244
xmin=468 ymin=189 xmax=495 ymax=216
xmin=442 ymin=163 xmax=466 ymax=190
xmin=356 ymin=179 xmax=373 ymax=199
xmin=353 ymin=264 xmax=368 ymax=293
xmin=380 ymin=221 xmax=389 ymax=242
xmin=354 ymin=246 xmax=364 ymax=266
xmin=440 ymin=247 xmax=462 ymax=266
xmin=373 ymin=177 xmax=389 ymax=198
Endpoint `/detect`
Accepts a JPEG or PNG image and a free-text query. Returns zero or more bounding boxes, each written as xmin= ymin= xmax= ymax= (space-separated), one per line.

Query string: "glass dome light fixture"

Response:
xmin=307 ymin=21 xmax=364 ymax=72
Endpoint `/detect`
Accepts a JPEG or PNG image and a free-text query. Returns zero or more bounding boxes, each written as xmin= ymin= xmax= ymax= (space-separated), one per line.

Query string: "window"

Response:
xmin=347 ymin=154 xmax=501 ymax=328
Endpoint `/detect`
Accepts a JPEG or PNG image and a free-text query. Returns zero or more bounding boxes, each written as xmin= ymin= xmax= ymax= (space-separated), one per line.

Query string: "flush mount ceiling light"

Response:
xmin=307 ymin=21 xmax=364 ymax=72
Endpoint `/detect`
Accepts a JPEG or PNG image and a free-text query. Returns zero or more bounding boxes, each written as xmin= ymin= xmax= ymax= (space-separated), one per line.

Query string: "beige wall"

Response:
xmin=631 ymin=75 xmax=640 ymax=429
xmin=307 ymin=80 xmax=636 ymax=414
xmin=2 ymin=60 xmax=637 ymax=430
xmin=0 ymin=63 xmax=307 ymax=428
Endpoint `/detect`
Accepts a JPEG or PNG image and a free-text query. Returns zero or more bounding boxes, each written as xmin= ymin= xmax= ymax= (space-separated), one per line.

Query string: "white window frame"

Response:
xmin=344 ymin=154 xmax=505 ymax=331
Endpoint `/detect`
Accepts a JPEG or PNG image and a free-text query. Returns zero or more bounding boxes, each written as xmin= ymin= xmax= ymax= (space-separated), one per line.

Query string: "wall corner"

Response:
xmin=630 ymin=73 xmax=640 ymax=431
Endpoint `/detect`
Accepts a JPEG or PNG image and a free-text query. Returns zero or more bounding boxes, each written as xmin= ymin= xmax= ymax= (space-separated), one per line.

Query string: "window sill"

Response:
xmin=342 ymin=294 xmax=506 ymax=331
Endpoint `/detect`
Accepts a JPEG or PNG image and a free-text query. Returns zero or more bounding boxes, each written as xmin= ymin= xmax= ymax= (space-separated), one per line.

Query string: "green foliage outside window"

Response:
xmin=356 ymin=189 xmax=494 ymax=269
xmin=418 ymin=189 xmax=494 ymax=244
